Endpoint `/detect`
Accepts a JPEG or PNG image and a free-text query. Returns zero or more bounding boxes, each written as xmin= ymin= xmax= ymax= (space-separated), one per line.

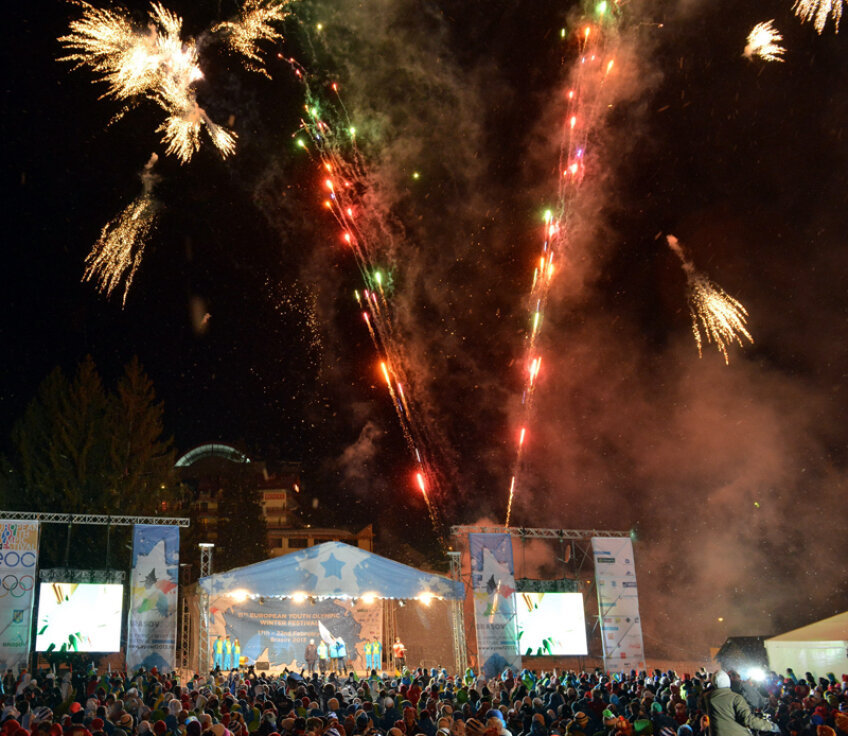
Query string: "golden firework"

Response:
xmin=83 ymin=155 xmax=160 ymax=305
xmin=744 ymin=20 xmax=786 ymax=62
xmin=212 ymin=0 xmax=292 ymax=77
xmin=667 ymin=235 xmax=753 ymax=365
xmin=59 ymin=2 xmax=237 ymax=162
xmin=793 ymin=0 xmax=844 ymax=33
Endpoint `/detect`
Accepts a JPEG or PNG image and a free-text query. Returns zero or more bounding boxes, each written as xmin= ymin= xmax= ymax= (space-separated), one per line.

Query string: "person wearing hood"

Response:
xmin=705 ymin=672 xmax=778 ymax=736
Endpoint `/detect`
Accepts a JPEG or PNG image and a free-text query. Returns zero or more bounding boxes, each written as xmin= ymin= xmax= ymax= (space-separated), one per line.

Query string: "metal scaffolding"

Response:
xmin=447 ymin=551 xmax=467 ymax=675
xmin=0 ymin=511 xmax=190 ymax=526
xmin=197 ymin=543 xmax=214 ymax=674
xmin=450 ymin=525 xmax=630 ymax=540
xmin=178 ymin=563 xmax=192 ymax=671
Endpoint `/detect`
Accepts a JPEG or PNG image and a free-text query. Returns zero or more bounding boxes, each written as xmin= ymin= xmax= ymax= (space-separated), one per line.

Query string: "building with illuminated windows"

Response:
xmin=175 ymin=443 xmax=373 ymax=556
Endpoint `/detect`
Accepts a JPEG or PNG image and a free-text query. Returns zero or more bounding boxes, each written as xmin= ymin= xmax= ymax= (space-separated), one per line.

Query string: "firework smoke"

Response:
xmin=505 ymin=9 xmax=631 ymax=525
xmin=744 ymin=20 xmax=786 ymax=62
xmin=83 ymin=153 xmax=160 ymax=305
xmin=667 ymin=234 xmax=753 ymax=365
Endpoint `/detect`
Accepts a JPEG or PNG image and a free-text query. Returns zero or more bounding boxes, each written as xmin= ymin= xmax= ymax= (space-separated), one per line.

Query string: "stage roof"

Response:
xmin=198 ymin=541 xmax=465 ymax=601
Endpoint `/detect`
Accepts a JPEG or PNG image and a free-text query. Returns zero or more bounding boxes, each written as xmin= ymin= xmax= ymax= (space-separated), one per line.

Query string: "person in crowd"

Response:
xmin=705 ymin=670 xmax=779 ymax=736
xmin=3 ymin=657 xmax=846 ymax=736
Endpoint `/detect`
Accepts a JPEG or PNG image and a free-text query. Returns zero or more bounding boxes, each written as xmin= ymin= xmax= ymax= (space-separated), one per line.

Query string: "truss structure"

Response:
xmin=450 ymin=525 xmax=630 ymax=540
xmin=0 ymin=511 xmax=189 ymax=526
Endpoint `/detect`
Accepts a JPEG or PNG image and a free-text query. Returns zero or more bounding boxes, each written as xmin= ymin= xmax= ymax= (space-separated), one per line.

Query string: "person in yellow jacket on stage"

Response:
xmin=364 ymin=640 xmax=373 ymax=671
xmin=317 ymin=639 xmax=329 ymax=675
xmin=213 ymin=636 xmax=224 ymax=670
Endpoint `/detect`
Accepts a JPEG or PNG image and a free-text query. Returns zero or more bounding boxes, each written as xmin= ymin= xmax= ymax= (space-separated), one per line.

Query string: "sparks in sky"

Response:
xmin=505 ymin=12 xmax=621 ymax=526
xmin=793 ymin=0 xmax=844 ymax=33
xmin=295 ymin=75 xmax=451 ymax=548
xmin=667 ymin=235 xmax=754 ymax=365
xmin=59 ymin=1 xmax=287 ymax=162
xmin=212 ymin=0 xmax=292 ymax=77
xmin=83 ymin=154 xmax=160 ymax=306
xmin=744 ymin=20 xmax=787 ymax=62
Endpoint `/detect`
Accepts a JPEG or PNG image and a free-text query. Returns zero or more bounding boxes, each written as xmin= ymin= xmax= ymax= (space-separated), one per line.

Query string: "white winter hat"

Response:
xmin=714 ymin=671 xmax=731 ymax=689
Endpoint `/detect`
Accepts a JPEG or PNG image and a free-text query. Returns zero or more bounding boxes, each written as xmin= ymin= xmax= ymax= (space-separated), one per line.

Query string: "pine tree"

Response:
xmin=107 ymin=356 xmax=176 ymax=514
xmin=9 ymin=356 xmax=111 ymax=512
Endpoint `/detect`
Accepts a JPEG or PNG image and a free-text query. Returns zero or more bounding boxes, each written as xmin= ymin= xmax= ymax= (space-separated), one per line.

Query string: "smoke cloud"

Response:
xmin=252 ymin=0 xmax=848 ymax=658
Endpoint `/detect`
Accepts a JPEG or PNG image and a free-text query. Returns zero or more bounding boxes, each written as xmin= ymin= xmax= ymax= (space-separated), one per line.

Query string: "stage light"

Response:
xmin=746 ymin=667 xmax=765 ymax=682
xmin=417 ymin=592 xmax=434 ymax=606
xmin=361 ymin=592 xmax=378 ymax=605
xmin=292 ymin=592 xmax=308 ymax=603
xmin=229 ymin=589 xmax=250 ymax=603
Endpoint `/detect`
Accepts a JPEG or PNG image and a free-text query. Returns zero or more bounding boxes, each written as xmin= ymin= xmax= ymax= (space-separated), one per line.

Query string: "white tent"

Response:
xmin=765 ymin=611 xmax=848 ymax=678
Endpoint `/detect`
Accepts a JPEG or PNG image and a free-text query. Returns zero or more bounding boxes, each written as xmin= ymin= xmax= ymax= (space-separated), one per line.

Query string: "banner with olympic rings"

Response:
xmin=0 ymin=520 xmax=40 ymax=672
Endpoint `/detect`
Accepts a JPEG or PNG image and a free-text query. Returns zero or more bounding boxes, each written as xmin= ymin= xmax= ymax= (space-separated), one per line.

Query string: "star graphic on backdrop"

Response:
xmin=321 ymin=553 xmax=345 ymax=579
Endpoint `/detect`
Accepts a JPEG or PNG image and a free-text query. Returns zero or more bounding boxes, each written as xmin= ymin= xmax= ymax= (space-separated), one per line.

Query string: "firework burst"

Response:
xmin=793 ymin=0 xmax=845 ymax=33
xmin=212 ymin=0 xmax=292 ymax=77
xmin=83 ymin=154 xmax=160 ymax=306
xmin=59 ymin=1 xmax=291 ymax=161
xmin=744 ymin=20 xmax=786 ymax=62
xmin=667 ymin=235 xmax=753 ymax=365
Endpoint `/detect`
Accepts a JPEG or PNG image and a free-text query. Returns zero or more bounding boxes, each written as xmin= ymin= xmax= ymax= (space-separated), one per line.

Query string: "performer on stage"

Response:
xmin=233 ymin=638 xmax=241 ymax=669
xmin=332 ymin=637 xmax=347 ymax=673
xmin=364 ymin=640 xmax=372 ymax=671
xmin=305 ymin=639 xmax=318 ymax=674
xmin=317 ymin=639 xmax=329 ymax=675
xmin=213 ymin=636 xmax=224 ymax=670
xmin=223 ymin=635 xmax=233 ymax=670
xmin=392 ymin=636 xmax=406 ymax=669
xmin=371 ymin=638 xmax=382 ymax=672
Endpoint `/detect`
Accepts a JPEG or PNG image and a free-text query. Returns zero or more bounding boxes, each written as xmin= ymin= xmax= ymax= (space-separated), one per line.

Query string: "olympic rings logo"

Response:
xmin=0 ymin=551 xmax=36 ymax=568
xmin=0 ymin=575 xmax=34 ymax=598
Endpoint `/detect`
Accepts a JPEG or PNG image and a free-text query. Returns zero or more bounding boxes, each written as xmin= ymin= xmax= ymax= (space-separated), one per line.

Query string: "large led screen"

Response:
xmin=35 ymin=583 xmax=123 ymax=652
xmin=516 ymin=591 xmax=588 ymax=655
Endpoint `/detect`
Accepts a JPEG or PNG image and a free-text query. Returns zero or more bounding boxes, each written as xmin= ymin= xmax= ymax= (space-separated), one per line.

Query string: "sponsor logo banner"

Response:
xmin=592 ymin=537 xmax=645 ymax=672
xmin=0 ymin=521 xmax=39 ymax=671
xmin=127 ymin=525 xmax=179 ymax=672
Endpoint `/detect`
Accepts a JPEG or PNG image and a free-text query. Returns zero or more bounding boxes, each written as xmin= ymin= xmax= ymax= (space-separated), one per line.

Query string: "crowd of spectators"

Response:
xmin=2 ymin=663 xmax=847 ymax=736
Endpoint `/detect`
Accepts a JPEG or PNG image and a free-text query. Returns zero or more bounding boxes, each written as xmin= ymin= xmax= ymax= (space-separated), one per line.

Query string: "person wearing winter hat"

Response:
xmin=705 ymin=672 xmax=779 ymax=736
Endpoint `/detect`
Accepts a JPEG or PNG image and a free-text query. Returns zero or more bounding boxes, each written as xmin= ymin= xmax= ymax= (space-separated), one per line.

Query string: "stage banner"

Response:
xmin=591 ymin=537 xmax=646 ymax=673
xmin=207 ymin=594 xmax=382 ymax=672
xmin=468 ymin=533 xmax=521 ymax=678
xmin=0 ymin=520 xmax=39 ymax=672
xmin=127 ymin=524 xmax=179 ymax=672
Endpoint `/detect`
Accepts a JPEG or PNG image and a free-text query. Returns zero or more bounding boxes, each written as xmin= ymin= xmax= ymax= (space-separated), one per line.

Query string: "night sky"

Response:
xmin=4 ymin=0 xmax=848 ymax=659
